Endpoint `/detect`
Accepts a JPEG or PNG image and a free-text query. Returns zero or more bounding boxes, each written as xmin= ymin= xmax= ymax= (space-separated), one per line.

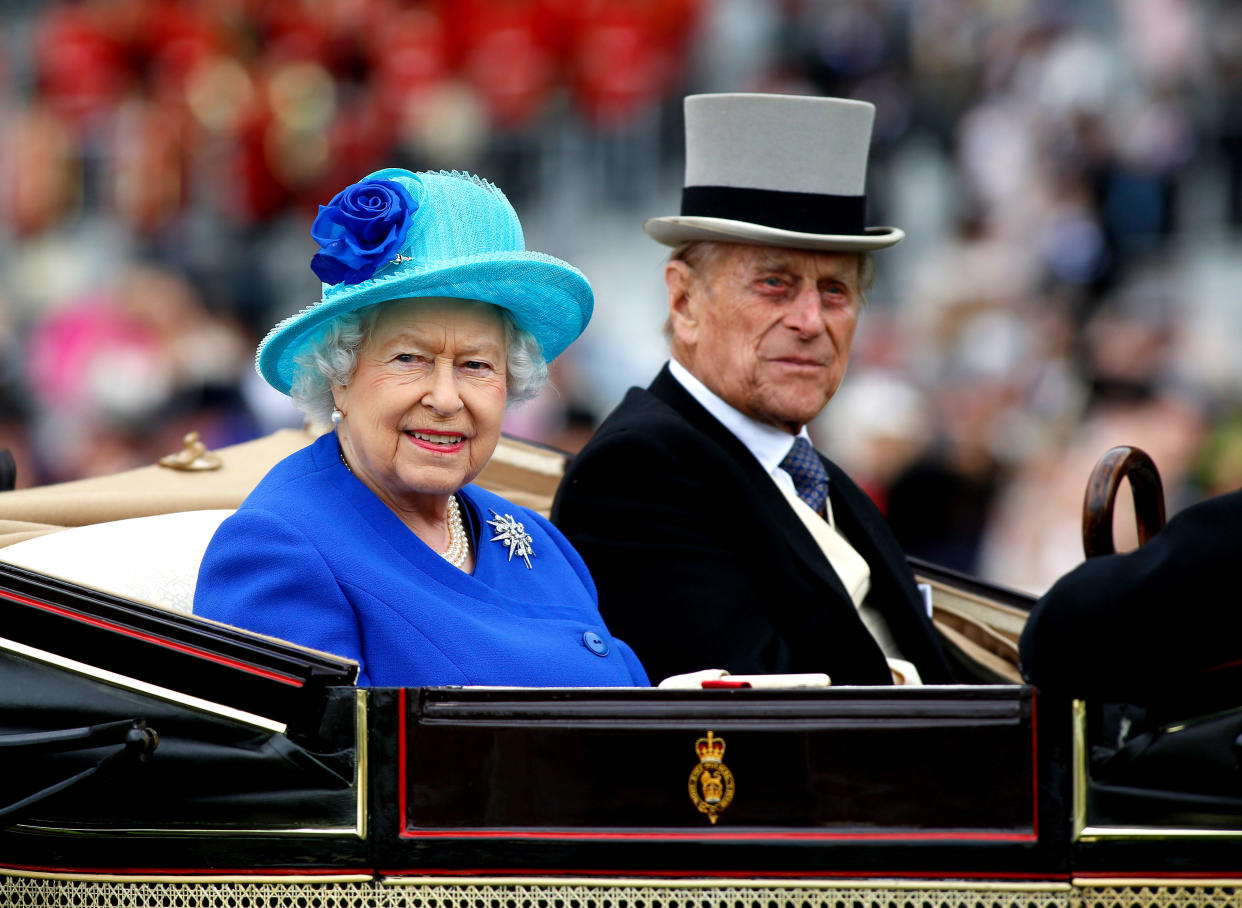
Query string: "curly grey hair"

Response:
xmin=290 ymin=299 xmax=548 ymax=430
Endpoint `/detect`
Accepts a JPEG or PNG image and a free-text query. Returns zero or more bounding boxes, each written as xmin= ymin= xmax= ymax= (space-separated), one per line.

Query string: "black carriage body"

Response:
xmin=373 ymin=684 xmax=1053 ymax=878
xmin=1 ymin=561 xmax=1240 ymax=891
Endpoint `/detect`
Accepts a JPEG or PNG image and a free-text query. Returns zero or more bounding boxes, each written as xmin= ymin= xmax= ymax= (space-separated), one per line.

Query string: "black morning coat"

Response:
xmin=551 ymin=364 xmax=955 ymax=687
xmin=1020 ymin=485 xmax=1242 ymax=704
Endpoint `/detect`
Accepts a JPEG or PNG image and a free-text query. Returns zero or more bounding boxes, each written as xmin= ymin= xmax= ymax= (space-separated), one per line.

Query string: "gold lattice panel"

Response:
xmin=0 ymin=877 xmax=1081 ymax=908
xmin=1075 ymin=883 xmax=1242 ymax=908
xmin=18 ymin=877 xmax=1242 ymax=908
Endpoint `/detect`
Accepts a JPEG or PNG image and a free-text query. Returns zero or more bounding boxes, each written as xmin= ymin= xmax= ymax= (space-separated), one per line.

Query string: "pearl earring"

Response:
xmin=331 ymin=407 xmax=343 ymax=425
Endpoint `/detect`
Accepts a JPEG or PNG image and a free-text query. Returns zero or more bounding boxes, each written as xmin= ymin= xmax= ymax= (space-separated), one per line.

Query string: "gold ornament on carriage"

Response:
xmin=158 ymin=432 xmax=221 ymax=472
xmin=687 ymin=730 xmax=734 ymax=824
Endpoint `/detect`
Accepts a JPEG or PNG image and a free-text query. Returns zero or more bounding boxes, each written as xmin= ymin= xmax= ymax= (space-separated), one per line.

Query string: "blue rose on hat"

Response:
xmin=310 ymin=179 xmax=419 ymax=285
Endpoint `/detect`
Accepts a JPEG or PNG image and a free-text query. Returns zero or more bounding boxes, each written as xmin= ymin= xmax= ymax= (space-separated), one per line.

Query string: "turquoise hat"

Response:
xmin=257 ymin=168 xmax=594 ymax=395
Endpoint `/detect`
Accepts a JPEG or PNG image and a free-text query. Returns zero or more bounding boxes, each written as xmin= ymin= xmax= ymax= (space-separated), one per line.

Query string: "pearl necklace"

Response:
xmin=440 ymin=493 xmax=469 ymax=568
xmin=340 ymin=446 xmax=470 ymax=569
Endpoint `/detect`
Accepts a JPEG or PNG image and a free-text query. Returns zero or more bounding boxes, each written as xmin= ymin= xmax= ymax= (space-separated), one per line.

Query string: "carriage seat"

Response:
xmin=0 ymin=509 xmax=234 ymax=614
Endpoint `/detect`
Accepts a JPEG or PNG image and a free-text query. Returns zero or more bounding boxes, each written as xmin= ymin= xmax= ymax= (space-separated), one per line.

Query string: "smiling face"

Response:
xmin=334 ymin=297 xmax=508 ymax=513
xmin=668 ymin=244 xmax=864 ymax=434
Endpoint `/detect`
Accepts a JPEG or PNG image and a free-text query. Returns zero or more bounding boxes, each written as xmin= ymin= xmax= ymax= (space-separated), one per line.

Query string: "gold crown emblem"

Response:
xmin=695 ymin=731 xmax=725 ymax=763
xmin=687 ymin=730 xmax=735 ymax=824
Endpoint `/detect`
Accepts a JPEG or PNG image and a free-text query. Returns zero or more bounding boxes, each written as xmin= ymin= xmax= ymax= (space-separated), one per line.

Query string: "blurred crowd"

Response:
xmin=3 ymin=0 xmax=1242 ymax=595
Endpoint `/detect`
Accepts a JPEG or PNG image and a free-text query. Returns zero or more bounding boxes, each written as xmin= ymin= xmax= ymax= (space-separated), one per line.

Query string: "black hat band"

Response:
xmin=680 ymin=185 xmax=867 ymax=236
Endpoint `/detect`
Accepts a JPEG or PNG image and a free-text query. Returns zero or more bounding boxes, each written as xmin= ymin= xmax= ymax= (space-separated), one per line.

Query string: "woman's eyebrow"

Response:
xmin=457 ymin=344 xmax=504 ymax=358
xmin=381 ymin=331 xmax=503 ymax=355
xmin=377 ymin=332 xmax=432 ymax=350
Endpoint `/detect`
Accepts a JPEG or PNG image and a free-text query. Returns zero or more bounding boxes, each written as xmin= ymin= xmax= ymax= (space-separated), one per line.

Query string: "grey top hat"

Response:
xmin=644 ymin=93 xmax=903 ymax=252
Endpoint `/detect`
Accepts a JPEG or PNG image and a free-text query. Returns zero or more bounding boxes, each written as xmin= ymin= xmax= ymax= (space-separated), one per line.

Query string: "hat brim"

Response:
xmin=643 ymin=216 xmax=904 ymax=251
xmin=258 ymin=251 xmax=592 ymax=396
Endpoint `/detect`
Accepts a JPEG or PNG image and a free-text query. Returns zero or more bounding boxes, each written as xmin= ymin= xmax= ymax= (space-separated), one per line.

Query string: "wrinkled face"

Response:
xmin=669 ymin=244 xmax=864 ymax=433
xmin=335 ymin=298 xmax=508 ymax=509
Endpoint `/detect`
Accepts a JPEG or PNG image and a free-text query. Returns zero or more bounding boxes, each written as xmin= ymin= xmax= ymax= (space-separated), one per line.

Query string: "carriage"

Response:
xmin=0 ymin=430 xmax=1237 ymax=908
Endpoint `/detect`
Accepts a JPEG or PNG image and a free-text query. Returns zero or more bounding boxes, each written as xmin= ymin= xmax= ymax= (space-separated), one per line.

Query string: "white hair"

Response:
xmin=289 ymin=300 xmax=548 ymax=431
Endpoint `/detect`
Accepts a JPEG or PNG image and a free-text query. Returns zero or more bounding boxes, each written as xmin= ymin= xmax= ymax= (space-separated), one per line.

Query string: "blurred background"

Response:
xmin=1 ymin=0 xmax=1240 ymax=595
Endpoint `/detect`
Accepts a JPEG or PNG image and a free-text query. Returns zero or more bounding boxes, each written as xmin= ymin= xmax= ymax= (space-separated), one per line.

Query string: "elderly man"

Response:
xmin=552 ymin=93 xmax=953 ymax=686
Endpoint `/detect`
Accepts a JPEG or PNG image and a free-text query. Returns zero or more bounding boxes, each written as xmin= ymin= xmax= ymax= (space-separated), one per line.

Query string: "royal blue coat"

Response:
xmin=194 ymin=432 xmax=649 ymax=688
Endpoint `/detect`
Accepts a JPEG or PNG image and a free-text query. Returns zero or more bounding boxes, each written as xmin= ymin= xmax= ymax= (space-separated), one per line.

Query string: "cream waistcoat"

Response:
xmin=774 ymin=480 xmax=922 ymax=685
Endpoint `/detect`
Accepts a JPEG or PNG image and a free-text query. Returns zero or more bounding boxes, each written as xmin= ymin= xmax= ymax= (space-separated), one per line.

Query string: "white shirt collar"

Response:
xmin=667 ymin=358 xmax=812 ymax=477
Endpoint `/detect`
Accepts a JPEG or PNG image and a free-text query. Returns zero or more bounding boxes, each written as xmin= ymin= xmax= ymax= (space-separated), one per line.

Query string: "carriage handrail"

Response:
xmin=1081 ymin=445 xmax=1166 ymax=558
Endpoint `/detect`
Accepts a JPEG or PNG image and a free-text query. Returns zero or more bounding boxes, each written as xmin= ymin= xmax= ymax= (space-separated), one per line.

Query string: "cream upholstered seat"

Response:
xmin=0 ymin=510 xmax=234 ymax=614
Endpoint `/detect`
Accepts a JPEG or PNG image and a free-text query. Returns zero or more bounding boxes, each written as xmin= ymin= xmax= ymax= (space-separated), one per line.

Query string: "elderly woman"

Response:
xmin=194 ymin=168 xmax=648 ymax=688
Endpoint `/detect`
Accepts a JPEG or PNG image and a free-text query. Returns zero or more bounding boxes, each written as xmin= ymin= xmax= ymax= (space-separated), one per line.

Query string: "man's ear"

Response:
xmin=666 ymin=259 xmax=698 ymax=346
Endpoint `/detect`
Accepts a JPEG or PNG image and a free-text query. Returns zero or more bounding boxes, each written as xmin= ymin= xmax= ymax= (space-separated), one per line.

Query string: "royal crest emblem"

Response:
xmin=687 ymin=730 xmax=735 ymax=824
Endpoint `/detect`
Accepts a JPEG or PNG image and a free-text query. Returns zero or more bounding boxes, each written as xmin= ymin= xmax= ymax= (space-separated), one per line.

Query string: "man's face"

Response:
xmin=669 ymin=244 xmax=864 ymax=434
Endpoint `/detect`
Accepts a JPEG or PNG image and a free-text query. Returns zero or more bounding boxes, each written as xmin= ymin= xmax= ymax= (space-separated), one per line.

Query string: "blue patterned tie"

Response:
xmin=780 ymin=437 xmax=829 ymax=516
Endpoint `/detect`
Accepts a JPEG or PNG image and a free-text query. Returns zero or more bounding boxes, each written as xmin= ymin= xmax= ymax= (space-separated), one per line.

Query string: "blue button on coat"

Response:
xmin=582 ymin=631 xmax=609 ymax=656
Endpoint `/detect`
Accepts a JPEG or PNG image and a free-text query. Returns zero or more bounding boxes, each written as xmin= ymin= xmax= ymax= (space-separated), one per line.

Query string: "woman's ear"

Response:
xmin=331 ymin=382 xmax=349 ymax=417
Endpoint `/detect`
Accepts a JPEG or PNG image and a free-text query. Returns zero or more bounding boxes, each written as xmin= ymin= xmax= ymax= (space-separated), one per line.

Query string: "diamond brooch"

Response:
xmin=487 ymin=510 xmax=535 ymax=569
